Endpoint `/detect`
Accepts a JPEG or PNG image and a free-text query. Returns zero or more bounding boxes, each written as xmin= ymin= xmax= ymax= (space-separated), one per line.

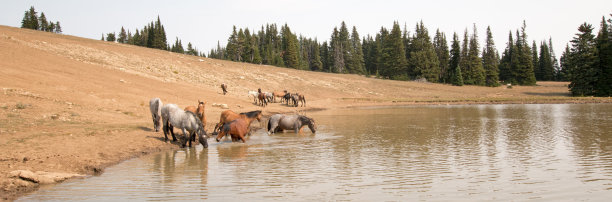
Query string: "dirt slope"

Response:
xmin=0 ymin=25 xmax=609 ymax=200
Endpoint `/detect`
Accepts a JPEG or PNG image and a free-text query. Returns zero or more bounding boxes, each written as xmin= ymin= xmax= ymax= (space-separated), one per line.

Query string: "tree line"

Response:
xmin=21 ymin=6 xmax=62 ymax=33
xmin=209 ymin=20 xmax=563 ymax=88
xmin=102 ymin=16 xmax=203 ymax=57
xmin=561 ymin=15 xmax=612 ymax=96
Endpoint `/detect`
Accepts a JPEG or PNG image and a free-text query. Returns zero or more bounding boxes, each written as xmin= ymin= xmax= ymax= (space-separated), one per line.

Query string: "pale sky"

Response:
xmin=1 ymin=0 xmax=611 ymax=57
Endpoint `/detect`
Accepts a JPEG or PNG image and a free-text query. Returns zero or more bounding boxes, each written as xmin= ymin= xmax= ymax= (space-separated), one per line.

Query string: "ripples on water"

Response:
xmin=19 ymin=104 xmax=612 ymax=201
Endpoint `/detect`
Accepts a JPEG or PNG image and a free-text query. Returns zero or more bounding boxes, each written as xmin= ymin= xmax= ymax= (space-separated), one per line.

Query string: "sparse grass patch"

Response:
xmin=15 ymin=102 xmax=29 ymax=109
xmin=173 ymin=70 xmax=179 ymax=74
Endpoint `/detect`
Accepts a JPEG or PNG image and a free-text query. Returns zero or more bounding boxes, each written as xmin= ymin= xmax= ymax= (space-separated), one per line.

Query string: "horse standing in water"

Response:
xmin=213 ymin=110 xmax=263 ymax=135
xmin=185 ymin=100 xmax=207 ymax=140
xmin=162 ymin=104 xmax=208 ymax=148
xmin=149 ymin=98 xmax=163 ymax=132
xmin=216 ymin=119 xmax=249 ymax=143
xmin=267 ymin=114 xmax=316 ymax=134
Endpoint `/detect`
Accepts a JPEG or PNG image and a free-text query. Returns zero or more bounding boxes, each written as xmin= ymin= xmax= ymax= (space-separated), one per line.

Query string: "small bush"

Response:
xmin=15 ymin=102 xmax=28 ymax=109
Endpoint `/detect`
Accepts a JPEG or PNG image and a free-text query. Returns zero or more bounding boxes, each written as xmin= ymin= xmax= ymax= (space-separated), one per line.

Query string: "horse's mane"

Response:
xmin=185 ymin=111 xmax=204 ymax=128
xmin=298 ymin=115 xmax=313 ymax=124
xmin=240 ymin=110 xmax=262 ymax=118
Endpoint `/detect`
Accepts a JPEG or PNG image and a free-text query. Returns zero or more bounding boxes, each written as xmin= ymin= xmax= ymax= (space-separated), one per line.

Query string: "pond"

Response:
xmin=19 ymin=104 xmax=612 ymax=201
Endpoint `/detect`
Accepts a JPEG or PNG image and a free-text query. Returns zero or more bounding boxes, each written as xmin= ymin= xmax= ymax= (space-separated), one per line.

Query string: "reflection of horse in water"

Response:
xmin=152 ymin=148 xmax=208 ymax=186
xmin=268 ymin=114 xmax=317 ymax=134
xmin=217 ymin=144 xmax=248 ymax=161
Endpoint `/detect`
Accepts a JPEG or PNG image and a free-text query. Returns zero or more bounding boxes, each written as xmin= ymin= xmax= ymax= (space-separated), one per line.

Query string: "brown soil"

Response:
xmin=0 ymin=25 xmax=610 ymax=201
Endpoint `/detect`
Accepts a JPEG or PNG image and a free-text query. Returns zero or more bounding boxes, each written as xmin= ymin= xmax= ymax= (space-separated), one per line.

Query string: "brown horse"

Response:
xmin=290 ymin=93 xmax=306 ymax=107
xmin=221 ymin=83 xmax=228 ymax=95
xmin=184 ymin=100 xmax=207 ymax=130
xmin=216 ymin=119 xmax=249 ymax=143
xmin=272 ymin=90 xmax=286 ymax=103
xmin=213 ymin=110 xmax=262 ymax=135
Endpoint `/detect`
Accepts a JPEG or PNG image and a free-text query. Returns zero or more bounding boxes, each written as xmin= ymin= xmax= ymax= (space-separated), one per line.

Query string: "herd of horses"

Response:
xmin=249 ymin=89 xmax=306 ymax=107
xmin=149 ymin=94 xmax=317 ymax=148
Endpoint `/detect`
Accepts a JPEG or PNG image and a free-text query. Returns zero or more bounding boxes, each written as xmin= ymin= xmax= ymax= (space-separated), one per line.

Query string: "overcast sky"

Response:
xmin=2 ymin=0 xmax=611 ymax=57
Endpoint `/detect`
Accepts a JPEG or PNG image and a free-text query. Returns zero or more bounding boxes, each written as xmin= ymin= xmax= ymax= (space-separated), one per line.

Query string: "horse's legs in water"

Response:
xmin=180 ymin=128 xmax=190 ymax=147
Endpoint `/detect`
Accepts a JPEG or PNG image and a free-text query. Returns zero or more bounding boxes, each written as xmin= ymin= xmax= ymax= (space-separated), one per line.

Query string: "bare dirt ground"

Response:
xmin=0 ymin=25 xmax=610 ymax=200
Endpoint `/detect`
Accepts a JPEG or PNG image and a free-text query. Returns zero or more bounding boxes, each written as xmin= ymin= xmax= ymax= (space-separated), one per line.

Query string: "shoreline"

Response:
xmin=3 ymin=99 xmax=612 ymax=201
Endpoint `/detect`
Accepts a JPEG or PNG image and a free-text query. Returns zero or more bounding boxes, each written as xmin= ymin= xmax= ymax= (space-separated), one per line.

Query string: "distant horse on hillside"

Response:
xmin=162 ymin=103 xmax=208 ymax=148
xmin=221 ymin=83 xmax=228 ymax=95
xmin=267 ymin=114 xmax=316 ymax=134
xmin=248 ymin=90 xmax=259 ymax=104
xmin=282 ymin=93 xmax=292 ymax=105
xmin=216 ymin=119 xmax=249 ymax=143
xmin=213 ymin=110 xmax=263 ymax=135
xmin=149 ymin=98 xmax=163 ymax=132
xmin=273 ymin=90 xmax=287 ymax=103
xmin=290 ymin=93 xmax=306 ymax=107
xmin=256 ymin=88 xmax=267 ymax=106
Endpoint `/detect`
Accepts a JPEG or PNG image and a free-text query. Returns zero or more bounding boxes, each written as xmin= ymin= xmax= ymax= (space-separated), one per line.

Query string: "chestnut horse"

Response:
xmin=272 ymin=90 xmax=286 ymax=103
xmin=213 ymin=110 xmax=263 ymax=135
xmin=184 ymin=100 xmax=207 ymax=130
xmin=216 ymin=119 xmax=249 ymax=143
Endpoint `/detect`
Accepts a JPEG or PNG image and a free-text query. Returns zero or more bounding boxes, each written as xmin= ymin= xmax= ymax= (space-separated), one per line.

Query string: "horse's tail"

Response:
xmin=267 ymin=118 xmax=271 ymax=131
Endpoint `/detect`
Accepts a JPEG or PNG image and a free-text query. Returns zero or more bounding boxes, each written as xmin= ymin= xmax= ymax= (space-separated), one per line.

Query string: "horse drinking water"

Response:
xmin=161 ymin=104 xmax=208 ymax=148
xmin=149 ymin=98 xmax=163 ymax=132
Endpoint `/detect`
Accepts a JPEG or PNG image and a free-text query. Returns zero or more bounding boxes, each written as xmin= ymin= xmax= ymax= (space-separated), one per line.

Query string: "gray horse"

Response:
xmin=149 ymin=98 xmax=163 ymax=132
xmin=161 ymin=104 xmax=208 ymax=148
xmin=267 ymin=114 xmax=316 ymax=134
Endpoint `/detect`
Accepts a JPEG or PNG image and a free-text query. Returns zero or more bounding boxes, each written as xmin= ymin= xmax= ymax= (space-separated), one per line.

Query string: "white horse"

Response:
xmin=149 ymin=98 xmax=163 ymax=132
xmin=248 ymin=90 xmax=259 ymax=104
xmin=161 ymin=104 xmax=208 ymax=148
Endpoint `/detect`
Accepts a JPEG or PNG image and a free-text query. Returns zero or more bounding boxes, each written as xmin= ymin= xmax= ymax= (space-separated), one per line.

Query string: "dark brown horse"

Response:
xmin=216 ymin=119 xmax=249 ymax=143
xmin=257 ymin=88 xmax=267 ymax=106
xmin=221 ymin=83 xmax=228 ymax=95
xmin=213 ymin=110 xmax=262 ymax=135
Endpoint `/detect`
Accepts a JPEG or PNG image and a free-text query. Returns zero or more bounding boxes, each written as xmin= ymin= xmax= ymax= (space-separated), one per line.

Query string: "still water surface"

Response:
xmin=19 ymin=104 xmax=612 ymax=201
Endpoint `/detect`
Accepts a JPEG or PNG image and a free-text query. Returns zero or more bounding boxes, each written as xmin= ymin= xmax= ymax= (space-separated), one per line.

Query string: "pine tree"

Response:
xmin=596 ymin=16 xmax=612 ymax=96
xmin=449 ymin=33 xmax=464 ymax=86
xmin=310 ymin=39 xmax=323 ymax=71
xmin=320 ymin=41 xmax=330 ymax=72
xmin=28 ymin=6 xmax=39 ymax=30
xmin=482 ymin=26 xmax=500 ymax=86
xmin=532 ymin=41 xmax=540 ymax=80
xmin=408 ymin=21 xmax=440 ymax=82
xmin=101 ymin=33 xmax=105 ymax=41
xmin=568 ymin=23 xmax=598 ymax=96
xmin=559 ymin=44 xmax=571 ymax=81
xmin=433 ymin=29 xmax=450 ymax=83
xmin=39 ymin=12 xmax=48 ymax=31
xmin=106 ymin=32 xmax=116 ymax=42
xmin=281 ymin=24 xmax=299 ymax=68
xmin=350 ymin=26 xmax=366 ymax=74
xmin=330 ymin=27 xmax=345 ymax=73
xmin=550 ymin=38 xmax=561 ymax=81
xmin=381 ymin=22 xmax=408 ymax=79
xmin=538 ymin=41 xmax=554 ymax=81
xmin=467 ymin=25 xmax=485 ymax=85
xmin=460 ymin=29 xmax=471 ymax=84
xmin=118 ymin=27 xmax=127 ymax=43
xmin=54 ymin=21 xmax=61 ymax=33
xmin=499 ymin=31 xmax=514 ymax=83
xmin=515 ymin=21 xmax=536 ymax=85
